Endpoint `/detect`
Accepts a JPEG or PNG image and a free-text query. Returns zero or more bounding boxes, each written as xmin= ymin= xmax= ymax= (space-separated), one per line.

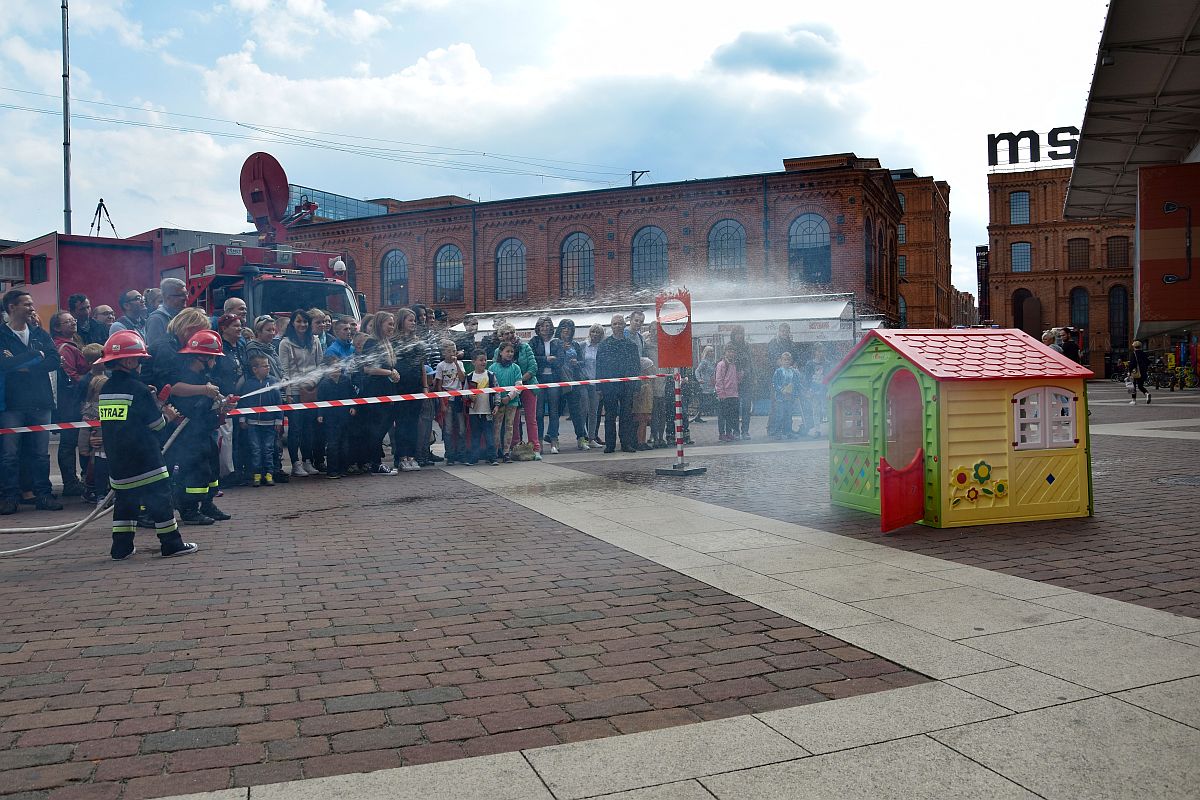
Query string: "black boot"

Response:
xmin=159 ymin=533 xmax=199 ymax=557
xmin=110 ymin=532 xmax=136 ymax=560
xmin=199 ymin=501 xmax=231 ymax=521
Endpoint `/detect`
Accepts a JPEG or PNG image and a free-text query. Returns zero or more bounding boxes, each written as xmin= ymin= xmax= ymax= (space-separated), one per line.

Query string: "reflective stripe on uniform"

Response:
xmin=155 ymin=519 xmax=179 ymax=534
xmin=184 ymin=486 xmax=209 ymax=494
xmin=98 ymin=393 xmax=135 ymax=401
xmin=110 ymin=467 xmax=169 ymax=490
xmin=148 ymin=416 xmax=166 ymax=431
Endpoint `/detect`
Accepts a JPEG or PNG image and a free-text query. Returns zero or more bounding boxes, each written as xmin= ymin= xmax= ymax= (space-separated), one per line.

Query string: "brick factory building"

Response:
xmin=290 ymin=154 xmax=954 ymax=329
xmin=890 ymin=169 xmax=953 ymax=328
xmin=985 ymin=166 xmax=1135 ymax=374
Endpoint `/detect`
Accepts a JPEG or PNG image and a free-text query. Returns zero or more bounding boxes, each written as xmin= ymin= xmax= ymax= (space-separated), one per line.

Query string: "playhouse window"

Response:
xmin=1014 ymin=387 xmax=1075 ymax=450
xmin=834 ymin=391 xmax=869 ymax=444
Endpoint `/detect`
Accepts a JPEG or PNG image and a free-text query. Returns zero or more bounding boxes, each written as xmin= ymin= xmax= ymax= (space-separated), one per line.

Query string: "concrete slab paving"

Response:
xmin=945 ymin=666 xmax=1100 ymax=713
xmin=166 ymin=793 xmax=247 ymax=800
xmin=657 ymin=528 xmax=800 ymax=552
xmin=523 ymin=715 xmax=807 ymax=800
xmin=249 ymin=753 xmax=552 ymax=800
xmin=825 ymin=621 xmax=1014 ymax=679
xmin=1115 ymin=676 xmax=1200 ymax=729
xmin=932 ymin=697 xmax=1200 ymax=800
xmin=1029 ymin=591 xmax=1200 ymax=637
xmin=851 ymin=586 xmax=1080 ymax=640
xmin=774 ymin=562 xmax=962 ymax=602
xmin=744 ymin=588 xmax=887 ymax=630
xmin=580 ymin=780 xmax=717 ymax=799
xmin=716 ymin=543 xmax=869 ymax=573
xmin=961 ymin=618 xmax=1200 ymax=692
xmin=701 ymin=735 xmax=1040 ymax=800
xmin=928 ymin=565 xmax=1077 ymax=601
xmin=756 ymin=681 xmax=1009 ymax=755
xmin=675 ymin=563 xmax=797 ymax=595
xmin=1172 ymin=631 xmax=1200 ymax=647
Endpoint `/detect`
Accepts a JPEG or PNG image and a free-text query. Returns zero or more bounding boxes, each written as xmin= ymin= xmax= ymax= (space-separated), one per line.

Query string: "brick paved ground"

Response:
xmin=572 ymin=382 xmax=1200 ymax=618
xmin=0 ymin=472 xmax=924 ymax=799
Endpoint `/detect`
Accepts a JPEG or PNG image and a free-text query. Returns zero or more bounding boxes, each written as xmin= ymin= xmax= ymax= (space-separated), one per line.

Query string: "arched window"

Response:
xmin=707 ymin=219 xmax=746 ymax=277
xmin=1009 ymin=191 xmax=1030 ymax=224
xmin=1069 ymin=287 xmax=1089 ymax=330
xmin=631 ymin=226 xmax=668 ymax=287
xmin=1012 ymin=288 xmax=1042 ymax=337
xmin=1011 ymin=242 xmax=1032 ymax=272
xmin=1067 ymin=238 xmax=1089 ymax=271
xmin=1107 ymin=236 xmax=1130 ymax=268
xmin=494 ymin=237 xmax=527 ymax=301
xmin=380 ymin=249 xmax=408 ymax=308
xmin=897 ymin=192 xmax=906 ymax=212
xmin=1108 ymin=285 xmax=1129 ymax=351
xmin=898 ymin=295 xmax=908 ymax=327
xmin=1014 ymin=386 xmax=1076 ymax=450
xmin=787 ymin=213 xmax=831 ymax=284
xmin=864 ymin=218 xmax=875 ymax=292
xmin=560 ymin=232 xmax=594 ymax=296
xmin=434 ymin=244 xmax=464 ymax=303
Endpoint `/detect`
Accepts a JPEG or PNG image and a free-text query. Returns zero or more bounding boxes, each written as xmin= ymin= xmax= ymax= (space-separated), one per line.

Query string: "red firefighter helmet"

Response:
xmin=178 ymin=329 xmax=225 ymax=357
xmin=98 ymin=330 xmax=151 ymax=363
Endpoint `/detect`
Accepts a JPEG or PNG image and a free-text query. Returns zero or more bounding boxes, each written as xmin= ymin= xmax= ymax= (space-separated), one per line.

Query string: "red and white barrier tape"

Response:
xmin=0 ymin=374 xmax=669 ymax=435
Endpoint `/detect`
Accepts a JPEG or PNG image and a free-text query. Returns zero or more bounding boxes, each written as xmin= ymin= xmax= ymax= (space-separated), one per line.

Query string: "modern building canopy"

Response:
xmin=1064 ymin=0 xmax=1200 ymax=218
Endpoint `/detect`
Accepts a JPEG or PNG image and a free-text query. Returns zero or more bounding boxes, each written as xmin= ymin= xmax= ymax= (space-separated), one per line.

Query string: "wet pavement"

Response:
xmin=0 ymin=380 xmax=1197 ymax=798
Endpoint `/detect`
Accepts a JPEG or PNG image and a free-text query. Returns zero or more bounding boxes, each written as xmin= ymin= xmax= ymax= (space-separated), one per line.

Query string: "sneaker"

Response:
xmin=34 ymin=495 xmax=63 ymax=511
xmin=428 ymin=453 xmax=445 ymax=463
xmin=346 ymin=464 xmax=360 ymax=475
xmin=603 ymin=447 xmax=615 ymax=454
xmin=637 ymin=443 xmax=652 ymax=451
xmin=503 ymin=453 xmax=514 ymax=463
xmin=180 ymin=511 xmax=215 ymax=526
xmin=303 ymin=460 xmax=321 ymax=474
xmin=273 ymin=471 xmax=289 ymax=484
xmin=489 ymin=459 xmax=499 ymax=466
xmin=0 ymin=501 xmax=16 ymax=516
xmin=264 ymin=473 xmax=275 ymax=486
xmin=1147 ymin=393 xmax=1152 ymax=404
xmin=550 ymin=444 xmax=560 ymax=455
xmin=81 ymin=490 xmax=98 ymax=504
xmin=199 ymin=503 xmax=231 ymax=521
xmin=61 ymin=482 xmax=85 ymax=497
xmin=533 ymin=451 xmax=543 ymax=461
xmin=408 ymin=458 xmax=422 ymax=471
xmin=291 ymin=462 xmax=309 ymax=477
xmin=578 ymin=437 xmax=590 ymax=450
xmin=111 ymin=546 xmax=137 ymax=561
xmin=326 ymin=472 xmax=342 ymax=479
xmin=162 ymin=542 xmax=199 ymax=558
xmin=252 ymin=473 xmax=262 ymax=487
xmin=372 ymin=464 xmax=395 ymax=475
xmin=1129 ymin=399 xmax=1137 ymax=405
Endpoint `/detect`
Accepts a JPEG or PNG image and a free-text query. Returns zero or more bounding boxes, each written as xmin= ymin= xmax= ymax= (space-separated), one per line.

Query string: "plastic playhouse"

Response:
xmin=824 ymin=328 xmax=1095 ymax=532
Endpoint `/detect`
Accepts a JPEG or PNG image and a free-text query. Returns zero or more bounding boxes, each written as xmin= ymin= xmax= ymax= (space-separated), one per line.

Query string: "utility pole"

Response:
xmin=62 ymin=0 xmax=72 ymax=234
xmin=631 ymin=170 xmax=648 ymax=187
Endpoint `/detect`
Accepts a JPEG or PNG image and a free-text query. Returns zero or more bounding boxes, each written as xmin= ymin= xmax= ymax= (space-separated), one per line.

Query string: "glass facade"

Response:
xmin=287 ymin=185 xmax=387 ymax=221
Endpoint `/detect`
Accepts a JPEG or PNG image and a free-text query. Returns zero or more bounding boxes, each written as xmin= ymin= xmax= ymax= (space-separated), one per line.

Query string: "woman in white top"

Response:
xmin=580 ymin=323 xmax=604 ymax=446
xmin=277 ymin=309 xmax=324 ymax=476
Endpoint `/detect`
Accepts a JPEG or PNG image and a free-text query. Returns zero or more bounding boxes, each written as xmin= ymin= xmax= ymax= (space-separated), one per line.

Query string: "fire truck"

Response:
xmin=0 ymin=153 xmax=364 ymax=324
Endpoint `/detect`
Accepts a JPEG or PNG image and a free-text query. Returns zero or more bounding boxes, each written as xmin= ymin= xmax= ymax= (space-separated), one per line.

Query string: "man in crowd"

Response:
xmin=145 ymin=278 xmax=188 ymax=346
xmin=92 ymin=304 xmax=116 ymax=336
xmin=596 ymin=314 xmax=640 ymax=453
xmin=211 ymin=297 xmax=247 ymax=331
xmin=109 ymin=289 xmax=148 ymax=336
xmin=626 ymin=309 xmax=648 ymax=358
xmin=68 ymin=294 xmax=108 ymax=346
xmin=0 ymin=289 xmax=65 ymax=515
xmin=324 ymin=316 xmax=355 ymax=361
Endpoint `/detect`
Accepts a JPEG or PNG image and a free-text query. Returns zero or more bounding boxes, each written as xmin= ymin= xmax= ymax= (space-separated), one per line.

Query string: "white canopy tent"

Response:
xmin=451 ymin=293 xmax=864 ymax=344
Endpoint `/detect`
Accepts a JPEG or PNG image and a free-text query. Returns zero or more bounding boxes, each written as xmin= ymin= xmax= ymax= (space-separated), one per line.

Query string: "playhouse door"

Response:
xmin=880 ymin=369 xmax=925 ymax=532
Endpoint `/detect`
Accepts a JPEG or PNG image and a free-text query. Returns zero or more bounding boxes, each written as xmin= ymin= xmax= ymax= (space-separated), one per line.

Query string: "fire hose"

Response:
xmin=0 ymin=416 xmax=190 ymax=557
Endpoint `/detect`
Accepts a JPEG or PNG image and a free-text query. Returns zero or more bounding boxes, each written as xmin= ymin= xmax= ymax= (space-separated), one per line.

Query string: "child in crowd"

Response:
xmin=316 ymin=354 xmax=355 ymax=479
xmin=649 ymin=357 xmax=668 ymax=448
xmin=488 ymin=342 xmax=524 ymax=463
xmin=77 ymin=344 xmax=108 ymax=504
xmin=633 ymin=357 xmax=655 ymax=450
xmin=715 ymin=344 xmax=741 ymax=442
xmin=434 ymin=340 xmax=468 ymax=465
xmin=693 ymin=345 xmax=716 ymax=423
xmin=170 ymin=330 xmax=232 ymax=525
xmin=465 ymin=350 xmax=498 ymax=465
xmin=769 ymin=351 xmax=800 ymax=440
xmin=237 ymin=354 xmax=282 ymax=487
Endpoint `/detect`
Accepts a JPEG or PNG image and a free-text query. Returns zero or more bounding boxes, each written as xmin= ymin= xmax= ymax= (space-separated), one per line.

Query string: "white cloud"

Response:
xmin=0 ymin=36 xmax=93 ymax=96
xmin=226 ymin=0 xmax=392 ymax=58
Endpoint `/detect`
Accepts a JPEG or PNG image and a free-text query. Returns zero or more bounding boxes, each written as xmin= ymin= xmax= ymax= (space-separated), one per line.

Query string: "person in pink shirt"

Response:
xmin=715 ymin=344 xmax=741 ymax=442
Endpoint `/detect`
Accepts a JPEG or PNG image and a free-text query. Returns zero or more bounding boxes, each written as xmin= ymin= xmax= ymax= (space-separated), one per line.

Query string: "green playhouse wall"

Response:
xmin=827 ymin=339 xmax=942 ymax=523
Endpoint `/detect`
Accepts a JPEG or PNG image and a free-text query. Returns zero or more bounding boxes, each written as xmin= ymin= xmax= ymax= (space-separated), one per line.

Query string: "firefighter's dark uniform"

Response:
xmin=168 ymin=363 xmax=221 ymax=517
xmin=99 ymin=370 xmax=186 ymax=558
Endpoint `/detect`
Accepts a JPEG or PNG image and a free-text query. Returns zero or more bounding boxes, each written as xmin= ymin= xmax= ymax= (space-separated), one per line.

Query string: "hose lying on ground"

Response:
xmin=0 ymin=420 xmax=189 ymax=557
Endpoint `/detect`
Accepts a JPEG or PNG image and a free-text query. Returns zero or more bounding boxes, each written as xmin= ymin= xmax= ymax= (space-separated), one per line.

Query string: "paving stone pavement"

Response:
xmin=1 ymin=380 xmax=1197 ymax=799
xmin=570 ymin=382 xmax=1200 ymax=618
xmin=0 ymin=469 xmax=924 ymax=798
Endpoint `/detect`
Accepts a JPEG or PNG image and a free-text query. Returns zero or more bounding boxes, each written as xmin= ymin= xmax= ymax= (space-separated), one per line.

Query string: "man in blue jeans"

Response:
xmin=1 ymin=289 xmax=65 ymax=515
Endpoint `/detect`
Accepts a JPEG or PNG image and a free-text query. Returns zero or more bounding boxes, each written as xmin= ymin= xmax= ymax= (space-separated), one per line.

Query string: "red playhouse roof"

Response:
xmin=827 ymin=328 xmax=1095 ymax=383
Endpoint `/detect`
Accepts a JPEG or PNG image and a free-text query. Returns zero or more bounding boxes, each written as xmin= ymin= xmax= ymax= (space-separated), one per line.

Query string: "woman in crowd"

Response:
xmin=359 ymin=311 xmax=399 ymax=475
xmin=729 ymin=325 xmax=754 ymax=440
xmin=212 ymin=313 xmax=247 ymax=481
xmin=530 ymin=316 xmax=560 ymax=450
xmin=693 ymin=345 xmax=716 ymax=423
xmin=580 ymin=323 xmax=604 ymax=447
xmin=552 ymin=318 xmax=590 ymax=451
xmin=50 ymin=311 xmax=88 ymax=495
xmin=278 ymin=309 xmax=323 ymax=477
xmin=147 ymin=307 xmax=210 ymax=392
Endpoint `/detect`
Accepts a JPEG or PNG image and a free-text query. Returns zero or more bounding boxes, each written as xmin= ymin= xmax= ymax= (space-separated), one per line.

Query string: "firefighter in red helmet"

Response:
xmin=169 ymin=330 xmax=234 ymax=526
xmin=97 ymin=331 xmax=198 ymax=559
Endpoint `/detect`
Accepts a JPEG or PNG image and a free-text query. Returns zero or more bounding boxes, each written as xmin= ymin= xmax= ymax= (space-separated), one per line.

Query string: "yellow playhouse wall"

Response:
xmin=938 ymin=378 xmax=1090 ymax=527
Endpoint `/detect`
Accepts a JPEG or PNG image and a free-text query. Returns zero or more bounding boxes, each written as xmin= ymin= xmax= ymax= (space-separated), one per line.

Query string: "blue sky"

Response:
xmin=0 ymin=0 xmax=1110 ymax=293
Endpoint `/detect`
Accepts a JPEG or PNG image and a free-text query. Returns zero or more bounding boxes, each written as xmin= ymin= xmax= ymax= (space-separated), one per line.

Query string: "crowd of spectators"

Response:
xmin=2 ymin=281 xmax=828 ymax=516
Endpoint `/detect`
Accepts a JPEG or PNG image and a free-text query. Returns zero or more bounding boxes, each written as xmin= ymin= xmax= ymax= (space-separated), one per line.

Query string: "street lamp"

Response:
xmin=1163 ymin=202 xmax=1192 ymax=284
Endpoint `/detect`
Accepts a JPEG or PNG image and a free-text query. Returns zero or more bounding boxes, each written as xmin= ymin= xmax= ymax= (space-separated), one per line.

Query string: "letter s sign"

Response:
xmin=1048 ymin=126 xmax=1080 ymax=161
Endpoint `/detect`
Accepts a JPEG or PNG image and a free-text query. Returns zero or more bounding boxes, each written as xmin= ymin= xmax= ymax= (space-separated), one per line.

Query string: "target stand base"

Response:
xmin=655 ymin=463 xmax=708 ymax=477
